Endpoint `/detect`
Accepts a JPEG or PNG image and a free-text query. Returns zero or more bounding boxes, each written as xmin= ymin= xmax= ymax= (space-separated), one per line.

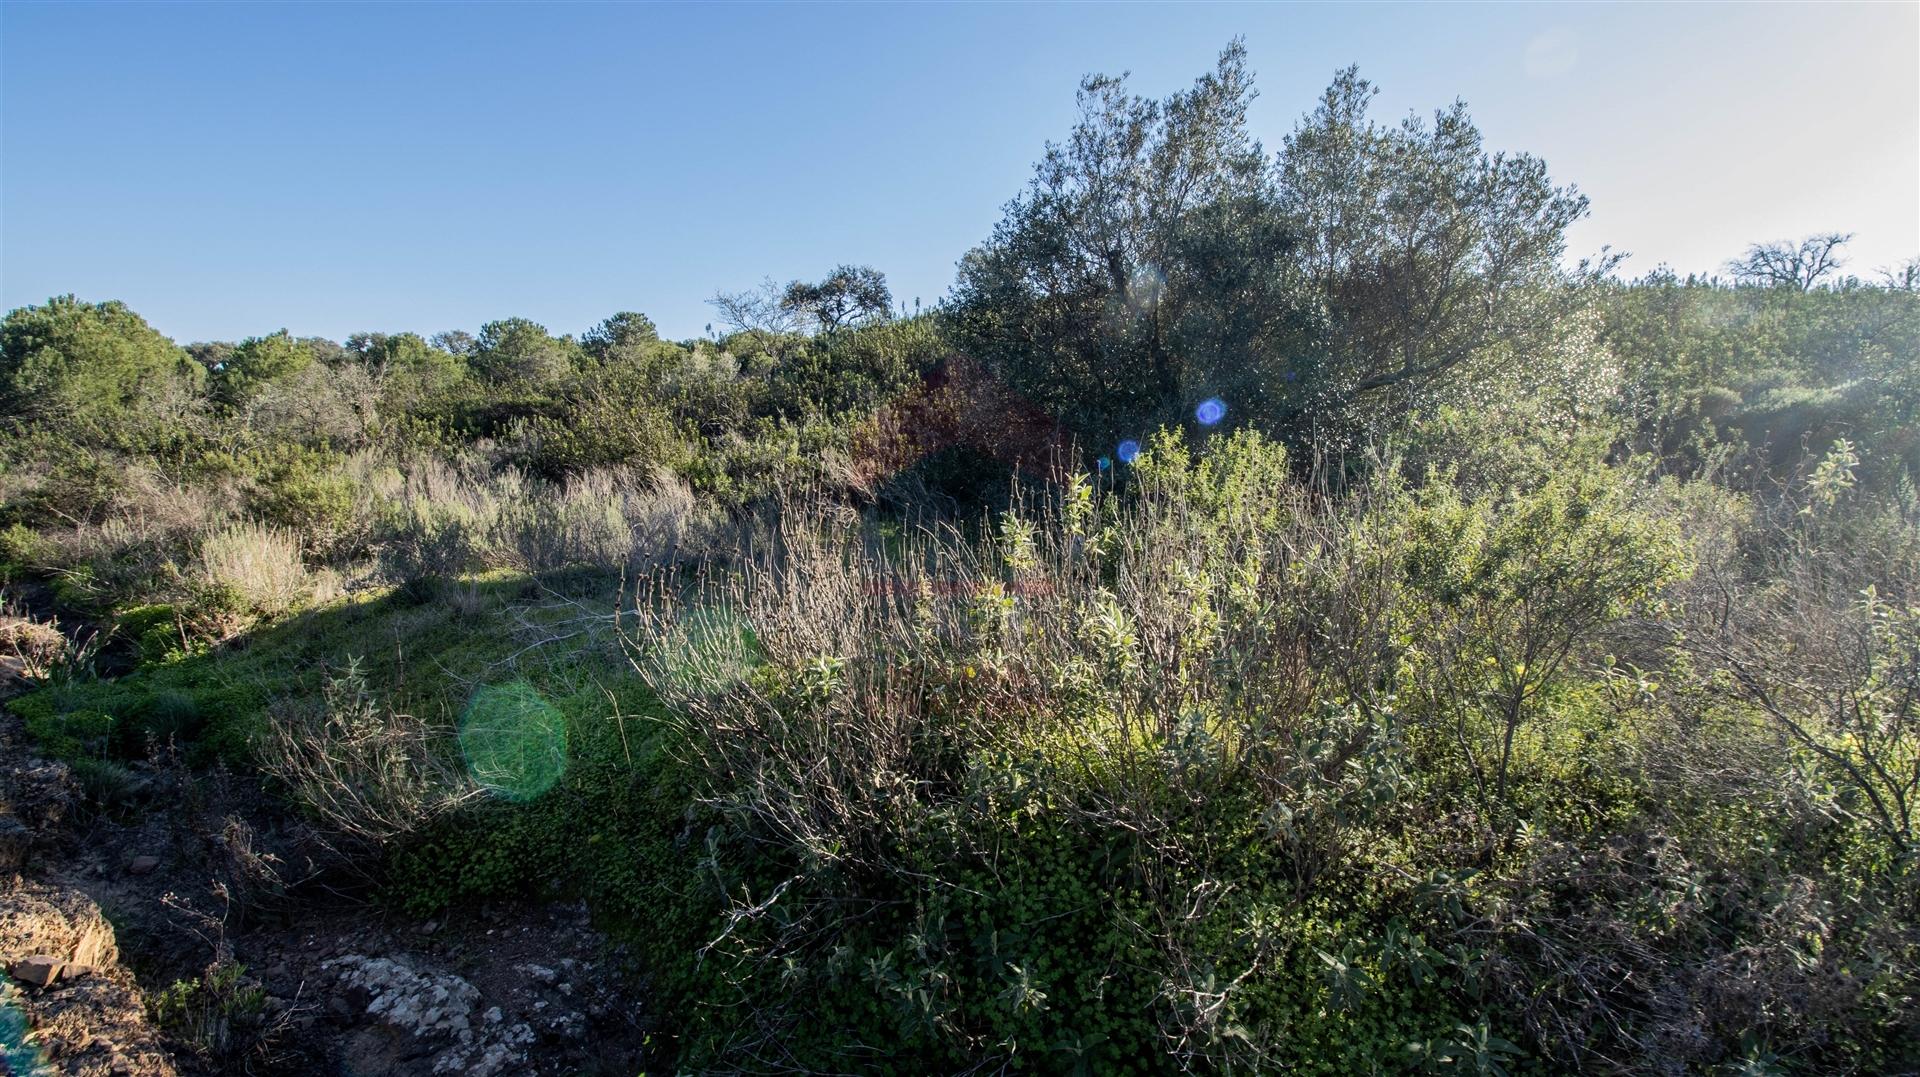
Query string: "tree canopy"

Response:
xmin=949 ymin=48 xmax=1594 ymax=452
xmin=0 ymin=294 xmax=202 ymax=442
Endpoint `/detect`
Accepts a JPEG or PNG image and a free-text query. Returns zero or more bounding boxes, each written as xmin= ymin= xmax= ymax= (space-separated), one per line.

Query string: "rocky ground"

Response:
xmin=0 ymin=669 xmax=655 ymax=1076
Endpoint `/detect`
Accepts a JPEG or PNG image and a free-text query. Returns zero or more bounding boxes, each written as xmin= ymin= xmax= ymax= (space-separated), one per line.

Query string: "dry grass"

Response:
xmin=255 ymin=659 xmax=478 ymax=856
xmin=1 ymin=592 xmax=74 ymax=680
xmin=376 ymin=454 xmax=715 ymax=581
xmin=195 ymin=522 xmax=312 ymax=617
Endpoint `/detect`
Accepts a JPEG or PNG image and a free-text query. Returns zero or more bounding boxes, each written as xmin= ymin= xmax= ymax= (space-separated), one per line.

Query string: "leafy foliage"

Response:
xmin=1 ymin=41 xmax=1915 ymax=1077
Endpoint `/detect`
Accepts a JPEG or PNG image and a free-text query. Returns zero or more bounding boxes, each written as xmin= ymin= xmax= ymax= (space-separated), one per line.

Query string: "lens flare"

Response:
xmin=1 ymin=988 xmax=44 ymax=1076
xmin=1195 ymin=397 xmax=1226 ymax=426
xmin=652 ymin=604 xmax=759 ymax=697
xmin=1116 ymin=439 xmax=1142 ymax=464
xmin=459 ymin=680 xmax=568 ymax=802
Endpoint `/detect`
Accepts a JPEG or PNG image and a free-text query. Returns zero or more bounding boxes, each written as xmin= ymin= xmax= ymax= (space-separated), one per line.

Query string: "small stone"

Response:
xmin=127 ymin=855 xmax=160 ymax=876
xmin=9 ymin=955 xmax=64 ymax=987
xmin=420 ymin=920 xmax=439 ymax=935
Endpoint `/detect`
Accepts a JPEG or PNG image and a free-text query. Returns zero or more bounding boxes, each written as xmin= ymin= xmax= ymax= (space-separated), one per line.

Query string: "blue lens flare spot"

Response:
xmin=1116 ymin=440 xmax=1141 ymax=464
xmin=1 ymin=988 xmax=46 ymax=1076
xmin=1195 ymin=397 xmax=1226 ymax=426
xmin=1096 ymin=456 xmax=1111 ymax=471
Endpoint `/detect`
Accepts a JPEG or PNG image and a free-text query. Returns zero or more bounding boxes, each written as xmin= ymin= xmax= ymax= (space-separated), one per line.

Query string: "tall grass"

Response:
xmin=195 ymin=522 xmax=313 ymax=617
xmin=374 ymin=454 xmax=715 ymax=580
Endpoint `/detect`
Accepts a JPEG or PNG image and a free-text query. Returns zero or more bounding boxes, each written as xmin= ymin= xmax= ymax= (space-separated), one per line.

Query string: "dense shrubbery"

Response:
xmin=2 ymin=45 xmax=1915 ymax=1076
xmin=0 ymin=288 xmax=943 ymax=651
xmin=615 ymin=430 xmax=1914 ymax=1072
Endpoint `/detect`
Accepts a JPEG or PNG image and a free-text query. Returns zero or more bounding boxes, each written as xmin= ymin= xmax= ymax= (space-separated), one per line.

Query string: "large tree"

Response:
xmin=214 ymin=329 xmax=318 ymax=406
xmin=949 ymin=50 xmax=1594 ymax=451
xmin=0 ymin=295 xmax=203 ymax=441
xmin=1274 ymin=67 xmax=1593 ymax=434
xmin=472 ymin=317 xmax=577 ymax=387
xmin=1726 ymin=233 xmax=1852 ymax=291
xmin=781 ymin=265 xmax=893 ymax=334
xmin=344 ymin=331 xmax=467 ymax=409
xmin=947 ymin=41 xmax=1315 ymax=445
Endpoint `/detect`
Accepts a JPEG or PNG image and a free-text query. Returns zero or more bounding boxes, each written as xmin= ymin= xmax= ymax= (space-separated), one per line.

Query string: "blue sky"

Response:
xmin=3 ymin=2 xmax=1914 ymax=345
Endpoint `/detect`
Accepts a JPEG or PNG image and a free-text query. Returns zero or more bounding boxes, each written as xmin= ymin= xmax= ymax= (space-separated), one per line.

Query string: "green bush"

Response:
xmin=243 ymin=446 xmax=359 ymax=553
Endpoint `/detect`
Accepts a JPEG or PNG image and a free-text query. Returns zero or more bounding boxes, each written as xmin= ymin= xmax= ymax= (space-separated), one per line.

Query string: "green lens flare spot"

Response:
xmin=459 ymin=680 xmax=568 ymax=802
xmin=654 ymin=604 xmax=761 ymax=695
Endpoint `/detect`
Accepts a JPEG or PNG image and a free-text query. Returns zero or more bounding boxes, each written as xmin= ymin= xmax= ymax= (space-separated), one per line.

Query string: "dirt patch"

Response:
xmin=0 ymin=701 xmax=654 ymax=1076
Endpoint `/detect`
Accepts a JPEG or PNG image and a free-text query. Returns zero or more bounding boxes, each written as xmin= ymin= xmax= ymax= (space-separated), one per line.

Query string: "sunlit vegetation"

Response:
xmin=3 ymin=43 xmax=1916 ymax=1074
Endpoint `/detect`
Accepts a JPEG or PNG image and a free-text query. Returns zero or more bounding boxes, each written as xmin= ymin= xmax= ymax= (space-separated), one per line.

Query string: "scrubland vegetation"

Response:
xmin=3 ymin=44 xmax=1916 ymax=1074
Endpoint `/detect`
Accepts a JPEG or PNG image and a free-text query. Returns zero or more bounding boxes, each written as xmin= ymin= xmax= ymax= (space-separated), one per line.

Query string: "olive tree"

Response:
xmin=1275 ymin=68 xmax=1595 ymax=437
xmin=781 ymin=266 xmax=893 ymax=334
xmin=949 ymin=48 xmax=1593 ymax=453
xmin=946 ymin=41 xmax=1312 ymax=445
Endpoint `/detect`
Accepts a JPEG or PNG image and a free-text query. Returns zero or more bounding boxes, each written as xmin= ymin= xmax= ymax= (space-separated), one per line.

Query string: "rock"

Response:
xmin=0 ymin=880 xmax=176 ymax=1075
xmin=325 ymin=954 xmax=479 ymax=1038
xmin=10 ymin=954 xmax=65 ymax=987
xmin=323 ymin=954 xmax=532 ymax=1077
xmin=514 ymin=962 xmax=558 ymax=986
xmin=126 ymin=855 xmax=160 ymax=876
xmin=0 ymin=883 xmax=120 ymax=969
xmin=547 ymin=1010 xmax=587 ymax=1041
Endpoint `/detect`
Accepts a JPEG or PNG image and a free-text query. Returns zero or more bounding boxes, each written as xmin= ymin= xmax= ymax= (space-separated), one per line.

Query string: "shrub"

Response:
xmin=243 ymin=446 xmax=362 ymax=555
xmin=255 ymin=659 xmax=478 ymax=854
xmin=622 ymin=430 xmax=1477 ymax=1069
xmin=195 ymin=522 xmax=312 ymax=618
xmin=149 ymin=959 xmax=284 ymax=1071
xmin=1393 ymin=459 xmax=1692 ymax=821
xmin=0 ymin=522 xmax=43 ymax=578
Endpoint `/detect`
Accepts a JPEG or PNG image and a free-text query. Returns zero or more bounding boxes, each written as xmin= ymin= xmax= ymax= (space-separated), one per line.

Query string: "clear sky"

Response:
xmin=3 ymin=1 xmax=1915 ymax=345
